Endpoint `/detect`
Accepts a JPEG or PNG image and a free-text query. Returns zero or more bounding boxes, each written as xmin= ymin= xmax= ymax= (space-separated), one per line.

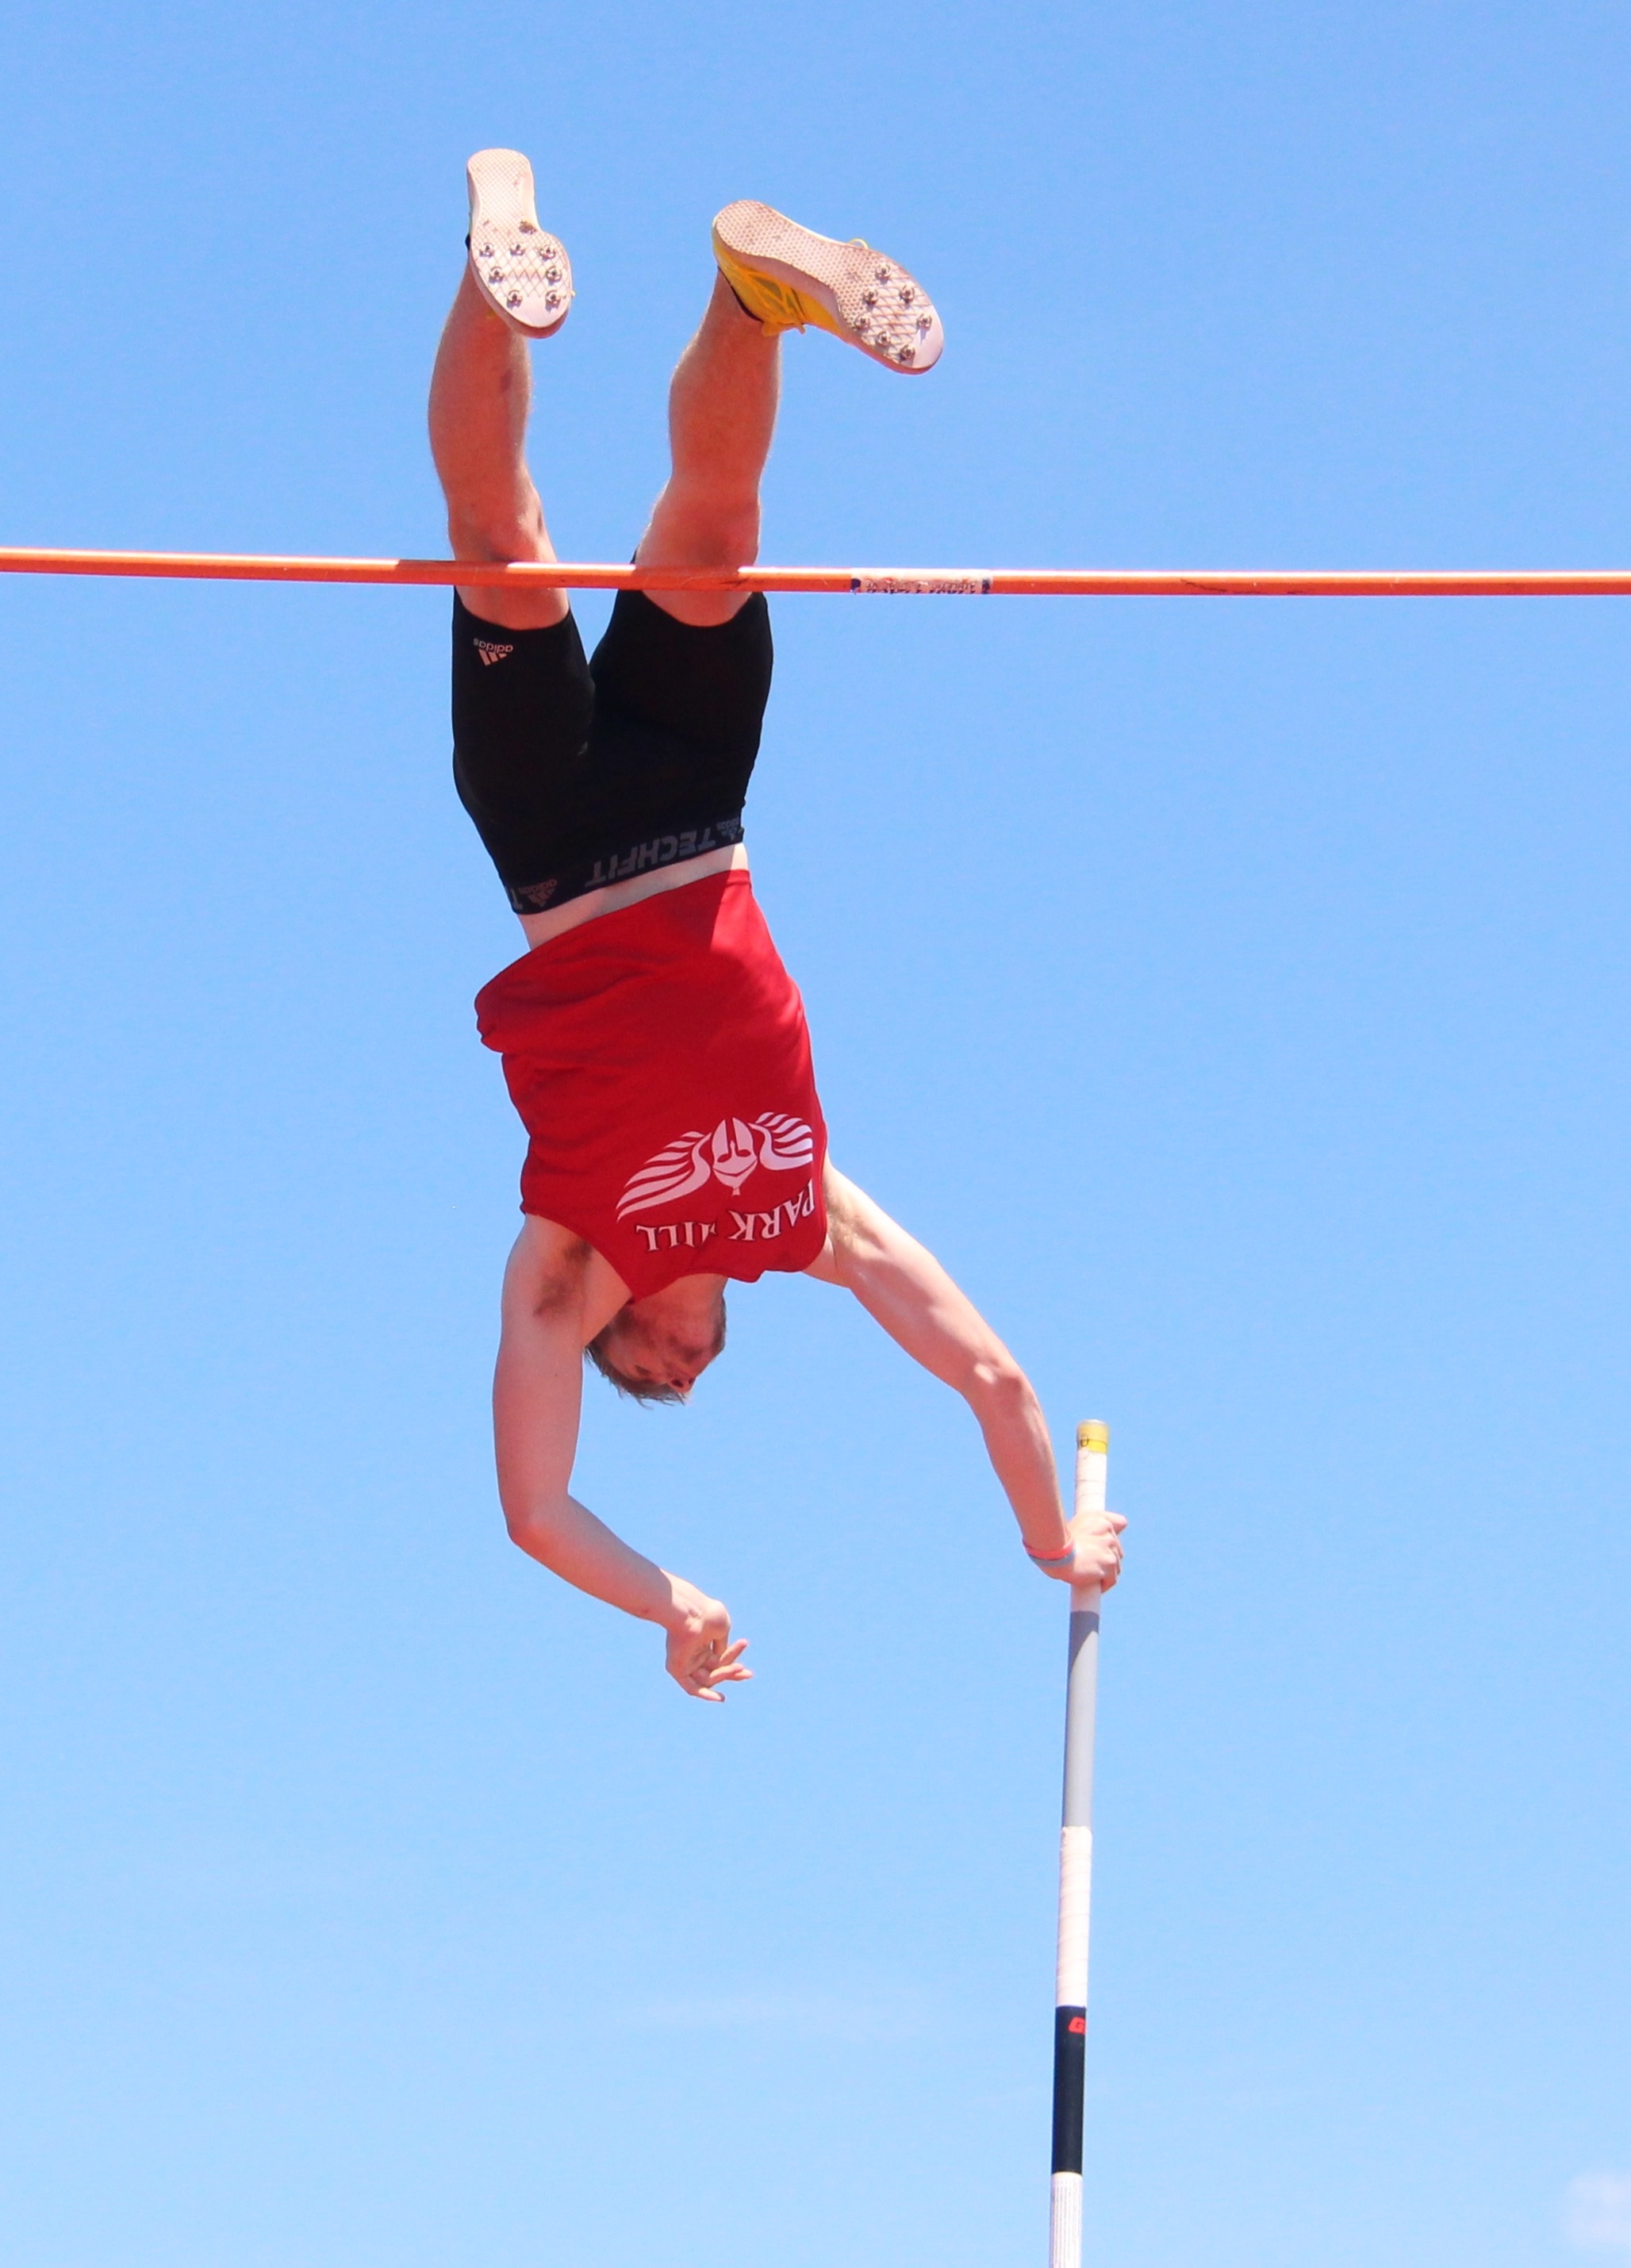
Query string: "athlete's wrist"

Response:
xmin=1025 ymin=1538 xmax=1074 ymax=1569
xmin=654 ymin=1571 xmax=712 ymax=1634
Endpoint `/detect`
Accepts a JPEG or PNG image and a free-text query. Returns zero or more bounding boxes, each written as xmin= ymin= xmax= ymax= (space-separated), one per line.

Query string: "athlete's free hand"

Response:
xmin=1036 ymin=1509 xmax=1127 ymax=1591
xmin=662 ymin=1578 xmax=754 ymax=1702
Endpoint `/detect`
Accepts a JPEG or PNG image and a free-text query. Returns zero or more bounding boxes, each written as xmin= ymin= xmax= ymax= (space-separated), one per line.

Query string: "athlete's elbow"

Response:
xmin=502 ymin=1500 xmax=539 ymax=1555
xmin=965 ymin=1353 xmax=1034 ymax=1422
xmin=501 ymin=1492 xmax=559 ymax=1566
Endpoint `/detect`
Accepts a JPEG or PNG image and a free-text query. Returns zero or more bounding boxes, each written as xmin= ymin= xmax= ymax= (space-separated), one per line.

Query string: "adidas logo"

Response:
xmin=474 ymin=639 xmax=515 ymax=667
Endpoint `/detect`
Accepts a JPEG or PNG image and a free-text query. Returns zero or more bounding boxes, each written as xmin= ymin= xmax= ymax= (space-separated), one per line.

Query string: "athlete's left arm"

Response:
xmin=805 ymin=1165 xmax=1124 ymax=1587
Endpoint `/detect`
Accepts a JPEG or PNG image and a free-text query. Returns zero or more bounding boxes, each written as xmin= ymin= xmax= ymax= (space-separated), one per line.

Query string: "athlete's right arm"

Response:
xmin=492 ymin=1218 xmax=751 ymax=1701
xmin=806 ymin=1167 xmax=1125 ymax=1589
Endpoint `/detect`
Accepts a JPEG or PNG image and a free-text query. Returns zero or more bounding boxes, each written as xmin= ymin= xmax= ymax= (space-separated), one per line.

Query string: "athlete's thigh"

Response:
xmin=451 ymin=595 xmax=597 ymax=909
xmin=589 ymin=587 xmax=773 ymax=762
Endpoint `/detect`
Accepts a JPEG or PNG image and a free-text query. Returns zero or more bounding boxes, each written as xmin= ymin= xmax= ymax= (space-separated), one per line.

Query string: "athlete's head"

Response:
xmin=586 ymin=1273 xmax=728 ymax=1405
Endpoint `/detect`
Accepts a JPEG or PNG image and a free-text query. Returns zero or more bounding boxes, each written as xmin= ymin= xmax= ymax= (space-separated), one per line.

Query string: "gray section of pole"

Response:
xmin=1061 ymin=1603 xmax=1100 ymax=1831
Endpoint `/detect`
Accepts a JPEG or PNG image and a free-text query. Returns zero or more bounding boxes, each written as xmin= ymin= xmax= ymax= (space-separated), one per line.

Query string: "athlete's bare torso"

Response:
xmin=516 ymin=842 xmax=749 ymax=950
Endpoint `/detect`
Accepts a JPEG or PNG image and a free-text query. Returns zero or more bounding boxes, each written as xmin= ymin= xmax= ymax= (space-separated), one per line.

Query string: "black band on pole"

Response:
xmin=1051 ymin=2005 xmax=1087 ymax=2175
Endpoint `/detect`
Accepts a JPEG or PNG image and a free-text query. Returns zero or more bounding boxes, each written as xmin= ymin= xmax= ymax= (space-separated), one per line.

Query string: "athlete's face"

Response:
xmin=612 ymin=1276 xmax=728 ymax=1395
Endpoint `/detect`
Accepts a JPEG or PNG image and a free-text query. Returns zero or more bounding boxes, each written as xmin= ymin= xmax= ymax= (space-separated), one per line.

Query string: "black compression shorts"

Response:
xmin=451 ymin=589 xmax=773 ymax=915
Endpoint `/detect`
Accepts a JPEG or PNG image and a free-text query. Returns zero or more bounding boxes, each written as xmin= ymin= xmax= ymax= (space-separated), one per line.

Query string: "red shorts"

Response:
xmin=474 ymin=870 xmax=829 ymax=1299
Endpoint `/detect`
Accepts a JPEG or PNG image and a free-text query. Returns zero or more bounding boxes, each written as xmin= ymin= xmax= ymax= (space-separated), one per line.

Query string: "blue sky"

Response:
xmin=1 ymin=3 xmax=1629 ymax=2265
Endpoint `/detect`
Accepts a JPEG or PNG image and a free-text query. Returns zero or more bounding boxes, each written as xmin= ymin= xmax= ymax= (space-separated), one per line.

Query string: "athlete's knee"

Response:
xmin=447 ymin=492 xmax=548 ymax=566
xmin=701 ymin=498 xmax=761 ymax=562
xmin=643 ymin=487 xmax=760 ymax=569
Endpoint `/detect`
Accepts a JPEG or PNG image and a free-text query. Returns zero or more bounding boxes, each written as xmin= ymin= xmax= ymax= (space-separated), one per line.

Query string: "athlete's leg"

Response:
xmin=635 ymin=273 xmax=781 ymax=629
xmin=428 ymin=265 xmax=568 ymax=633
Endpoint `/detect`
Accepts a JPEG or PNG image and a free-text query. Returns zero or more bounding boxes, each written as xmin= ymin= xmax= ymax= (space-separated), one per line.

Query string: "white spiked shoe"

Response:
xmin=466 ymin=148 xmax=574 ymax=338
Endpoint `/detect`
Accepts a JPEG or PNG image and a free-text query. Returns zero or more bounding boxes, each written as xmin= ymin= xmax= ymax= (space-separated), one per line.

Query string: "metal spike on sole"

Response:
xmin=466 ymin=148 xmax=573 ymax=339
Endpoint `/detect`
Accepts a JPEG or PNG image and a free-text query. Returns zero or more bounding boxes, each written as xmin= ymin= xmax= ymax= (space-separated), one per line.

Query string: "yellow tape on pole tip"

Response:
xmin=1077 ymin=1421 xmax=1109 ymax=1453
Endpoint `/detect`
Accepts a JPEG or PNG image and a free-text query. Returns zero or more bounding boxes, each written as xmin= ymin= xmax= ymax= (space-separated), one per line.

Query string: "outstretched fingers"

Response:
xmin=667 ymin=1628 xmax=754 ymax=1702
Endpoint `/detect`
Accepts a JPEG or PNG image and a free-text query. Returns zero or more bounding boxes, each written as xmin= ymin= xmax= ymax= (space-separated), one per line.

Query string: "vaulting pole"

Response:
xmin=6 ymin=547 xmax=1631 ymax=596
xmin=1050 ymin=1420 xmax=1108 ymax=2268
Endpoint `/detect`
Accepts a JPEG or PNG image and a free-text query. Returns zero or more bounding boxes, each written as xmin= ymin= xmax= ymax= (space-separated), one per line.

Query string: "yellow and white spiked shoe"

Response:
xmin=712 ymin=201 xmax=942 ymax=373
xmin=466 ymin=148 xmax=573 ymax=338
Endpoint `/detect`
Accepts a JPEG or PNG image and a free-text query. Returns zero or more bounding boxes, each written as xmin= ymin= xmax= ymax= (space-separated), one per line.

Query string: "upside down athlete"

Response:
xmin=432 ymin=152 xmax=1125 ymax=1699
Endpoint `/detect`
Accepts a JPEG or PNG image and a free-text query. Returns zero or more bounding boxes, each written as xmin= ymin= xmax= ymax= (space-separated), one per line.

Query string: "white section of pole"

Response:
xmin=1048 ymin=1419 xmax=1107 ymax=2268
xmin=1050 ymin=2173 xmax=1084 ymax=2268
xmin=1055 ymin=1821 xmax=1094 ymax=2006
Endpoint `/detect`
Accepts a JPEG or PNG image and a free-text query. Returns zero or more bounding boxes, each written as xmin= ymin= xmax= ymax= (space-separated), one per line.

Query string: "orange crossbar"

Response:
xmin=3 ymin=546 xmax=1631 ymax=596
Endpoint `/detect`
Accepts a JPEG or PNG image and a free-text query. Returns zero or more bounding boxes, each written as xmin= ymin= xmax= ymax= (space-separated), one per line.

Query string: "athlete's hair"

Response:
xmin=585 ymin=1299 xmax=728 ymax=1406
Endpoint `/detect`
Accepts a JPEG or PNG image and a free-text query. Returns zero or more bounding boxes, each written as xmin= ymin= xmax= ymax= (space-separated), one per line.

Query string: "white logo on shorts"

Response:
xmin=474 ymin=639 xmax=515 ymax=666
xmin=616 ymin=1114 xmax=816 ymax=1217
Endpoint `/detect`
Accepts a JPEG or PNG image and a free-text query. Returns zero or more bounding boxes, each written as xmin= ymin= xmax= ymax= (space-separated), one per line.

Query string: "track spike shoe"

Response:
xmin=712 ymin=200 xmax=942 ymax=373
xmin=466 ymin=148 xmax=573 ymax=338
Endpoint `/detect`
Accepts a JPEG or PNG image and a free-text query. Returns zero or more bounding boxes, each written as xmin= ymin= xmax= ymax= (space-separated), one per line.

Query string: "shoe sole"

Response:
xmin=466 ymin=149 xmax=573 ymax=338
xmin=712 ymin=201 xmax=942 ymax=374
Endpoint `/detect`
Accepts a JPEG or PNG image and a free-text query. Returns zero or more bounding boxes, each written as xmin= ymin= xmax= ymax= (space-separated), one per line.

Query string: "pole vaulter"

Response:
xmin=242 ymin=148 xmax=1130 ymax=1721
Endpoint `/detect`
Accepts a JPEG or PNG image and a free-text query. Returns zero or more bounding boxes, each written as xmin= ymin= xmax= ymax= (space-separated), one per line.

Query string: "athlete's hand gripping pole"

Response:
xmin=1049 ymin=1420 xmax=1107 ymax=2268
